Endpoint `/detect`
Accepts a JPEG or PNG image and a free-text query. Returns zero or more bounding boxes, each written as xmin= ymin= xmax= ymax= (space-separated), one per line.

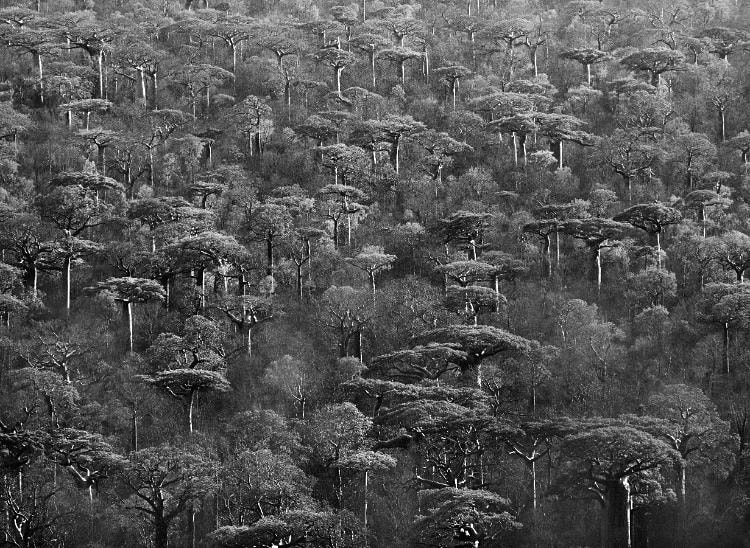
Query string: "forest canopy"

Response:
xmin=0 ymin=0 xmax=750 ymax=546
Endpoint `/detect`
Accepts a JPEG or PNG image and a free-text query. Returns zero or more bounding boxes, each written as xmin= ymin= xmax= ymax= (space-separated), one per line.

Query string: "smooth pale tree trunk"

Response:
xmin=64 ymin=256 xmax=71 ymax=315
xmin=655 ymin=232 xmax=662 ymax=269
xmin=531 ymin=459 xmax=537 ymax=511
xmin=604 ymin=477 xmax=631 ymax=548
xmin=587 ymin=63 xmax=592 ymax=86
xmin=363 ymin=469 xmax=369 ymax=531
xmin=391 ymin=136 xmax=401 ymax=174
xmin=139 ymin=68 xmax=147 ymax=106
xmin=592 ymin=246 xmax=602 ymax=295
xmin=127 ymin=301 xmax=134 ymax=352
xmin=148 ymin=147 xmax=155 ymax=187
xmin=369 ymin=272 xmax=376 ymax=305
xmin=369 ymin=51 xmax=377 ymax=89
xmin=35 ymin=52 xmax=44 ymax=104
xmin=245 ymin=326 xmax=252 ymax=356
xmin=335 ymin=66 xmax=342 ymax=93
xmin=187 ymin=390 xmax=196 ymax=434
xmin=152 ymin=72 xmax=159 ymax=110
xmin=722 ymin=323 xmax=730 ymax=375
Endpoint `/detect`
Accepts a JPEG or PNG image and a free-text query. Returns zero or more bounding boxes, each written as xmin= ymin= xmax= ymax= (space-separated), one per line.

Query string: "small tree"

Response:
xmin=88 ymin=277 xmax=165 ymax=352
xmin=347 ymin=245 xmax=396 ymax=304
xmin=698 ymin=282 xmax=750 ymax=374
xmin=613 ymin=203 xmax=681 ymax=269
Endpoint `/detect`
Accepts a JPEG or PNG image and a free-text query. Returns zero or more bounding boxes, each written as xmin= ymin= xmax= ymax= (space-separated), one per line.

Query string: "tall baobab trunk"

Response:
xmin=604 ymin=477 xmax=631 ymax=548
xmin=369 ymin=50 xmax=377 ymax=89
xmin=125 ymin=301 xmax=134 ymax=352
xmin=335 ymin=66 xmax=342 ymax=93
xmin=655 ymin=232 xmax=662 ymax=270
xmin=139 ymin=68 xmax=147 ymax=106
xmin=363 ymin=469 xmax=369 ymax=531
xmin=34 ymin=52 xmax=44 ymax=104
xmin=592 ymin=246 xmax=602 ymax=295
xmin=391 ymin=137 xmax=401 ymax=174
xmin=152 ymin=72 xmax=159 ymax=110
xmin=187 ymin=390 xmax=196 ymax=434
xmin=64 ymin=255 xmax=72 ymax=315
xmin=722 ymin=322 xmax=730 ymax=375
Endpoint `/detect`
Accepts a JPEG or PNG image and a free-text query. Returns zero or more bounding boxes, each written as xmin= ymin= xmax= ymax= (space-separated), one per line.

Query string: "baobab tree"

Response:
xmin=698 ymin=282 xmax=750 ymax=375
xmin=347 ymin=245 xmax=396 ymax=304
xmin=88 ymin=277 xmax=165 ymax=352
xmin=620 ymin=48 xmax=685 ymax=87
xmin=706 ymin=230 xmax=750 ymax=283
xmin=562 ymin=424 xmax=680 ymax=548
xmin=434 ymin=65 xmax=471 ymax=110
xmin=613 ymin=203 xmax=681 ymax=269
xmin=560 ymin=218 xmax=629 ymax=294
xmin=683 ymin=190 xmax=728 ymax=237
xmin=560 ymin=47 xmax=610 ymax=86
xmin=315 ymin=47 xmax=356 ymax=95
xmin=139 ymin=317 xmax=231 ymax=434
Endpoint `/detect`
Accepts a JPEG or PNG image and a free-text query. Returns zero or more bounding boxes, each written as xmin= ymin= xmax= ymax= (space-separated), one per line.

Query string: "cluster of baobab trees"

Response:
xmin=1 ymin=0 xmax=750 ymax=546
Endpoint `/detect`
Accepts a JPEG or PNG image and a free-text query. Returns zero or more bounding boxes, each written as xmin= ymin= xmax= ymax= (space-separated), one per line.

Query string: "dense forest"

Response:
xmin=1 ymin=0 xmax=750 ymax=546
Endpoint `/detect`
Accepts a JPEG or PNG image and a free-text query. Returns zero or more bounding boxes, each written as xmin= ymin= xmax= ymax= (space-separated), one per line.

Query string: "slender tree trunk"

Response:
xmin=593 ymin=246 xmax=602 ymax=295
xmin=605 ymin=477 xmax=631 ymax=548
xmin=363 ymin=469 xmax=369 ymax=531
xmin=531 ymin=458 xmax=537 ymax=511
xmin=126 ymin=301 xmax=134 ymax=352
xmin=153 ymin=72 xmax=159 ymax=110
xmin=370 ymin=51 xmax=376 ymax=89
xmin=187 ymin=390 xmax=196 ymax=434
xmin=64 ymin=255 xmax=71 ymax=315
xmin=656 ymin=232 xmax=662 ymax=269
xmin=139 ymin=68 xmax=147 ymax=106
xmin=722 ymin=323 xmax=730 ymax=375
